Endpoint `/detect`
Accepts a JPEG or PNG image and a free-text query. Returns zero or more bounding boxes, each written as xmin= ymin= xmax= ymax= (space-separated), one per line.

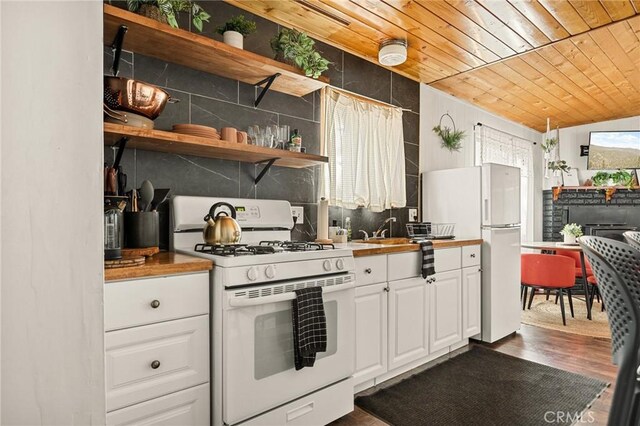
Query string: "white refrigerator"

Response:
xmin=423 ymin=163 xmax=521 ymax=343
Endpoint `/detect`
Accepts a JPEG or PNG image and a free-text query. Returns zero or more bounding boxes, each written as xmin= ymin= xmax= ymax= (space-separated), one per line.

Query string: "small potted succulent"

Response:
xmin=124 ymin=0 xmax=211 ymax=32
xmin=217 ymin=15 xmax=257 ymax=49
xmin=560 ymin=223 xmax=583 ymax=245
xmin=271 ymin=28 xmax=330 ymax=79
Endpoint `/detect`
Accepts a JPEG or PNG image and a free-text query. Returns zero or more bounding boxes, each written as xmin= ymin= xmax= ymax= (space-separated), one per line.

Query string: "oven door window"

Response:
xmin=254 ymin=301 xmax=337 ymax=380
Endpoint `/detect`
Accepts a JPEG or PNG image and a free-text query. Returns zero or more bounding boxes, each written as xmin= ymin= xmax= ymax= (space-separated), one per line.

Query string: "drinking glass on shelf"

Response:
xmin=263 ymin=126 xmax=272 ymax=149
xmin=267 ymin=125 xmax=279 ymax=148
xmin=247 ymin=125 xmax=259 ymax=145
xmin=279 ymin=125 xmax=290 ymax=149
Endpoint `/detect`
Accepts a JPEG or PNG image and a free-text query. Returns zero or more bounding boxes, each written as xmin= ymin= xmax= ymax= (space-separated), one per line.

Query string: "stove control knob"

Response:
xmin=323 ymin=260 xmax=332 ymax=272
xmin=265 ymin=265 xmax=276 ymax=279
xmin=247 ymin=267 xmax=258 ymax=281
xmin=336 ymin=259 xmax=345 ymax=270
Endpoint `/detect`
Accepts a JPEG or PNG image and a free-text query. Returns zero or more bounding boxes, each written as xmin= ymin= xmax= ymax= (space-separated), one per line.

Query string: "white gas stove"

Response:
xmin=171 ymin=196 xmax=355 ymax=426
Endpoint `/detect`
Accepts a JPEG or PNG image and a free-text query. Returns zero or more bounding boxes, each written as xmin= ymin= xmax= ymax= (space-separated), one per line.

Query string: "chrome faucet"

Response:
xmin=359 ymin=230 xmax=369 ymax=241
xmin=372 ymin=217 xmax=397 ymax=238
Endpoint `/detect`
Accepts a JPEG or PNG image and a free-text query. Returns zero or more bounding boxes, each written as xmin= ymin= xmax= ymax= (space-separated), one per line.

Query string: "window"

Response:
xmin=475 ymin=125 xmax=535 ymax=241
xmin=319 ymin=87 xmax=406 ymax=212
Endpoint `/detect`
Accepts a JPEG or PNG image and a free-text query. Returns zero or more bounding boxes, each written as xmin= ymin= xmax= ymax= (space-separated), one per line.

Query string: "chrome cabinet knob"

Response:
xmin=384 ymin=286 xmax=390 ymax=292
xmin=150 ymin=300 xmax=160 ymax=309
xmin=470 ymin=253 xmax=476 ymax=258
xmin=151 ymin=360 xmax=161 ymax=369
xmin=265 ymin=265 xmax=276 ymax=279
xmin=364 ymin=268 xmax=372 ymax=274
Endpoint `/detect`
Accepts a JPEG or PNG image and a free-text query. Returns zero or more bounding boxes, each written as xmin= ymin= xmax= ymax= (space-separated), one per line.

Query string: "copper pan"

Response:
xmin=104 ymin=76 xmax=179 ymax=120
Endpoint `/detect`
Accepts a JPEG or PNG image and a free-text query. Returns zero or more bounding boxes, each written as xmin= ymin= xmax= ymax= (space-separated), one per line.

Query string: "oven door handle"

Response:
xmin=228 ymin=282 xmax=355 ymax=307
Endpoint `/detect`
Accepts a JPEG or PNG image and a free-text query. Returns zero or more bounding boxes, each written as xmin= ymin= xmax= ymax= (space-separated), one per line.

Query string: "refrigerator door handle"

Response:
xmin=484 ymin=199 xmax=489 ymax=222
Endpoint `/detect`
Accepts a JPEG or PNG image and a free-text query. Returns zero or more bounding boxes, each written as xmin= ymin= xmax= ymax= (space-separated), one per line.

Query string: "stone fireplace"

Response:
xmin=543 ymin=188 xmax=640 ymax=242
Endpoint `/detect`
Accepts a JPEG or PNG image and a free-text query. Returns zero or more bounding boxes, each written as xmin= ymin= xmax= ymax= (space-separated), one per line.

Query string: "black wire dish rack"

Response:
xmin=406 ymin=222 xmax=456 ymax=240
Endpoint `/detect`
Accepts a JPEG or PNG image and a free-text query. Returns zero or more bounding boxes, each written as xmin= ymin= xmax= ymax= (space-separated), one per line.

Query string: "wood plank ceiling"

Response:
xmin=225 ymin=0 xmax=640 ymax=131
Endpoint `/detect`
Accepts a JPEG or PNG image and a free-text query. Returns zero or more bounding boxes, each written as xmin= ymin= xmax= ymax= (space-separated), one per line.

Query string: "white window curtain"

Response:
xmin=319 ymin=87 xmax=406 ymax=212
xmin=475 ymin=125 xmax=535 ymax=242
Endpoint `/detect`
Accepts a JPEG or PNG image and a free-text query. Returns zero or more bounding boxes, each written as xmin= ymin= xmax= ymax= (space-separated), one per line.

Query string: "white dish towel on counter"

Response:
xmin=319 ymin=87 xmax=406 ymax=212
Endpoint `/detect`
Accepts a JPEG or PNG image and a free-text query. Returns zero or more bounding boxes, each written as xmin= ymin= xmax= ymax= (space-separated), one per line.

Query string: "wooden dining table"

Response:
xmin=521 ymin=241 xmax=592 ymax=320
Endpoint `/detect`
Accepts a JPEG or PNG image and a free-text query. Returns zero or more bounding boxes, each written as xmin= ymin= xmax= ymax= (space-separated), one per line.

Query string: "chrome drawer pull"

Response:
xmin=150 ymin=300 xmax=160 ymax=309
xmin=470 ymin=254 xmax=476 ymax=258
xmin=151 ymin=360 xmax=161 ymax=369
xmin=364 ymin=268 xmax=372 ymax=274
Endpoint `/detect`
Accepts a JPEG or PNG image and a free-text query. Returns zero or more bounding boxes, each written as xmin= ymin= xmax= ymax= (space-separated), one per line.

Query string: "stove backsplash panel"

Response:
xmin=104 ymin=2 xmax=419 ymax=247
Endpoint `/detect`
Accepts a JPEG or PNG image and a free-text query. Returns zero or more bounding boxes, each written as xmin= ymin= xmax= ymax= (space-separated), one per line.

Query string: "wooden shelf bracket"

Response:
xmin=254 ymin=158 xmax=278 ymax=184
xmin=254 ymin=73 xmax=281 ymax=108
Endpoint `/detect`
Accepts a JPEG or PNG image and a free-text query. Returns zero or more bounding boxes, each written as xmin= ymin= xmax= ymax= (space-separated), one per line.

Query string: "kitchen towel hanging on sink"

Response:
xmin=292 ymin=287 xmax=327 ymax=370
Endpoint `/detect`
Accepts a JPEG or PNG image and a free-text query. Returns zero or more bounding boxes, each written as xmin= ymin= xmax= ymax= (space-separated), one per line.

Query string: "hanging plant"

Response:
xmin=547 ymin=160 xmax=571 ymax=174
xmin=433 ymin=113 xmax=465 ymax=152
xmin=540 ymin=137 xmax=558 ymax=155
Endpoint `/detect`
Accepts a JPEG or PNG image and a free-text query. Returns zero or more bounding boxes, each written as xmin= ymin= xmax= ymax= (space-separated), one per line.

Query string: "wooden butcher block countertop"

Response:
xmin=340 ymin=238 xmax=483 ymax=257
xmin=105 ymin=252 xmax=213 ymax=282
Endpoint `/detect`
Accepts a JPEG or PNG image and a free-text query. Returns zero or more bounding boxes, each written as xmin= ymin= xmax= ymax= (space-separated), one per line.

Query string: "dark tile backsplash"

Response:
xmin=105 ymin=2 xmax=420 ymax=246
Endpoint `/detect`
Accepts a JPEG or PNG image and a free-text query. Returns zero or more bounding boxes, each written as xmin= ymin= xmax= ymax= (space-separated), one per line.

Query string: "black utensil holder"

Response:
xmin=124 ymin=211 xmax=159 ymax=248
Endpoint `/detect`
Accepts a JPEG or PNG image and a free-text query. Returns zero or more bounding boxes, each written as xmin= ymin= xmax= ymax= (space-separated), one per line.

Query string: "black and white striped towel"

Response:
xmin=420 ymin=241 xmax=435 ymax=278
xmin=292 ymin=286 xmax=327 ymax=370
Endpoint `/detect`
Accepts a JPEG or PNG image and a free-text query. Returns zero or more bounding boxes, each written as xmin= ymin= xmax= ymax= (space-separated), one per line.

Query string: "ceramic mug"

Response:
xmin=221 ymin=127 xmax=237 ymax=142
xmin=236 ymin=131 xmax=248 ymax=144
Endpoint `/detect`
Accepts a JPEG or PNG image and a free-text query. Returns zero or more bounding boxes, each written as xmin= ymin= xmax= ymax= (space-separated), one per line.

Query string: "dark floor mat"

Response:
xmin=355 ymin=346 xmax=608 ymax=426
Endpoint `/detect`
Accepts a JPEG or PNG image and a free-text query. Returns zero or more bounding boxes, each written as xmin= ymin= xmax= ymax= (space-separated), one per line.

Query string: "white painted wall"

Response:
xmin=1 ymin=2 xmax=105 ymax=424
xmin=419 ymin=85 xmax=544 ymax=239
xmin=555 ymin=116 xmax=640 ymax=185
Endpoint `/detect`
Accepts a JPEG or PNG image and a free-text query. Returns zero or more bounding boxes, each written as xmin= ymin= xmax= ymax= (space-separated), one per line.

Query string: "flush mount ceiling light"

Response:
xmin=378 ymin=39 xmax=407 ymax=66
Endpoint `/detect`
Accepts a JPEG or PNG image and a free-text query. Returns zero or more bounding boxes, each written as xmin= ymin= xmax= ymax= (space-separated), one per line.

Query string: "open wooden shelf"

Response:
xmin=551 ymin=185 xmax=639 ymax=201
xmin=104 ymin=123 xmax=328 ymax=169
xmin=103 ymin=4 xmax=328 ymax=98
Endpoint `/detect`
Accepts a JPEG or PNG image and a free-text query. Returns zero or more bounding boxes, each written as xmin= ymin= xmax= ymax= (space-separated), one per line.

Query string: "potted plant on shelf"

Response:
xmin=612 ymin=169 xmax=633 ymax=188
xmin=217 ymin=15 xmax=257 ymax=49
xmin=124 ymin=0 xmax=211 ymax=31
xmin=270 ymin=28 xmax=330 ymax=79
xmin=592 ymin=171 xmax=613 ymax=187
xmin=560 ymin=223 xmax=583 ymax=245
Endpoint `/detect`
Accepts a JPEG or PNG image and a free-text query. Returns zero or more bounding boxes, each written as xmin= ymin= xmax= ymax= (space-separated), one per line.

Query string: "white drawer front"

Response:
xmin=462 ymin=245 xmax=481 ymax=268
xmin=106 ymin=315 xmax=209 ymax=412
xmin=107 ymin=384 xmax=209 ymax=425
xmin=105 ymin=272 xmax=209 ymax=331
xmin=355 ymin=255 xmax=387 ymax=286
xmin=435 ymin=247 xmax=462 ymax=273
xmin=241 ymin=378 xmax=353 ymax=426
xmin=387 ymin=252 xmax=421 ymax=281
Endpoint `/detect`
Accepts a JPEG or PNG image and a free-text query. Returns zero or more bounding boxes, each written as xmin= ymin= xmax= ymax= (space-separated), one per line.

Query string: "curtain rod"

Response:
xmin=474 ymin=122 xmax=537 ymax=145
xmin=327 ymin=86 xmax=413 ymax=112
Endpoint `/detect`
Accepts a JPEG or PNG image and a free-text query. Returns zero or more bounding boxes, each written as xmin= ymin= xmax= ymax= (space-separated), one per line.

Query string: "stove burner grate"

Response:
xmin=259 ymin=240 xmax=335 ymax=251
xmin=194 ymin=243 xmax=250 ymax=256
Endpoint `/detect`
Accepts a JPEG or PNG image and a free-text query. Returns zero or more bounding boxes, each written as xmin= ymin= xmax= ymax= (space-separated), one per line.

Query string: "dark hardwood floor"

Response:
xmin=333 ymin=324 xmax=616 ymax=425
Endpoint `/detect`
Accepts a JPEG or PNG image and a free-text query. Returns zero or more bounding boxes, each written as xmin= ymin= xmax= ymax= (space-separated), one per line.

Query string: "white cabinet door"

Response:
xmin=388 ymin=277 xmax=429 ymax=370
xmin=354 ymin=283 xmax=388 ymax=385
xmin=107 ymin=384 xmax=209 ymax=426
xmin=429 ymin=270 xmax=462 ymax=352
xmin=462 ymin=266 xmax=482 ymax=339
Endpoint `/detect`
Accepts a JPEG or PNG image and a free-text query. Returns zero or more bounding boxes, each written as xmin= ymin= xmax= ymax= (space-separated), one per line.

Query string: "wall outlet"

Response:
xmin=408 ymin=208 xmax=418 ymax=222
xmin=291 ymin=206 xmax=304 ymax=224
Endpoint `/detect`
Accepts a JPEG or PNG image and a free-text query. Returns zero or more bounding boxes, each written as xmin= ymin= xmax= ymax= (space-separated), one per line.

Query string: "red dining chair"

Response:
xmin=555 ymin=249 xmax=593 ymax=278
xmin=587 ymin=275 xmax=605 ymax=312
xmin=521 ymin=254 xmax=575 ymax=325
